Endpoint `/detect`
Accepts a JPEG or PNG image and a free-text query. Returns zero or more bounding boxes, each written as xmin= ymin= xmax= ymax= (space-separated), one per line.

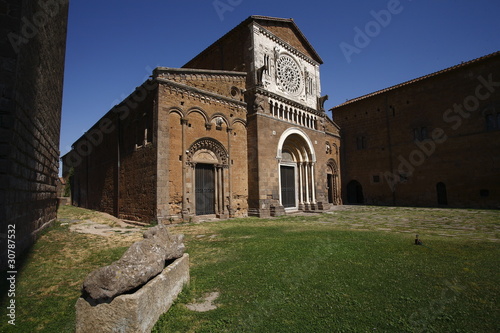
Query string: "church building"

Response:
xmin=62 ymin=16 xmax=342 ymax=222
xmin=331 ymin=51 xmax=500 ymax=208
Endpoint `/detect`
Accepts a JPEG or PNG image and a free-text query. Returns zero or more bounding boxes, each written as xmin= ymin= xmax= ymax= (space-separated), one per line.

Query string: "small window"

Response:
xmin=263 ymin=54 xmax=270 ymax=74
xmin=413 ymin=127 xmax=428 ymax=141
xmin=356 ymin=136 xmax=366 ymax=150
xmin=486 ymin=114 xmax=496 ymax=130
xmin=413 ymin=128 xmax=420 ymax=141
xmin=480 ymin=189 xmax=490 ymax=197
xmin=421 ymin=127 xmax=428 ymax=140
xmin=372 ymin=175 xmax=380 ymax=183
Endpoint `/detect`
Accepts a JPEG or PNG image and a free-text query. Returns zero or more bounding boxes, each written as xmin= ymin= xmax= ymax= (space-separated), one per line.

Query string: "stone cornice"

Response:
xmin=154 ymin=67 xmax=247 ymax=82
xmin=156 ymin=78 xmax=247 ymax=110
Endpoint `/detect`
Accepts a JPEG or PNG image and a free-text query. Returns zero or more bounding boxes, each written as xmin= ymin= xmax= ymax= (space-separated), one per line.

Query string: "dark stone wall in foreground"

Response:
xmin=0 ymin=0 xmax=69 ymax=269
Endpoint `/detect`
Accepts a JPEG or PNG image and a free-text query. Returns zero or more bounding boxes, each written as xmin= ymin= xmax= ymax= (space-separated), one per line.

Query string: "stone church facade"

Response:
xmin=63 ymin=16 xmax=341 ymax=222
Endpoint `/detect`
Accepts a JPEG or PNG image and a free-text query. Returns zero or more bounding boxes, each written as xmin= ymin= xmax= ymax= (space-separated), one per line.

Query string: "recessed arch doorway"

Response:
xmin=326 ymin=159 xmax=341 ymax=205
xmin=187 ymin=138 xmax=228 ymax=216
xmin=277 ymin=128 xmax=316 ymax=211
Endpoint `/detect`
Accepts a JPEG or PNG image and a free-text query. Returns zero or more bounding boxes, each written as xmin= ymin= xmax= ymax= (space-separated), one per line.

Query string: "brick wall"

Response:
xmin=183 ymin=24 xmax=249 ymax=73
xmin=0 ymin=0 xmax=68 ymax=269
xmin=332 ymin=52 xmax=500 ymax=208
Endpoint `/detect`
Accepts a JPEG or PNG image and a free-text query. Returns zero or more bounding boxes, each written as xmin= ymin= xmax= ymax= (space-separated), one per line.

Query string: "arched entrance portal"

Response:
xmin=195 ymin=164 xmax=215 ymax=215
xmin=187 ymin=138 xmax=228 ymax=217
xmin=327 ymin=159 xmax=341 ymax=205
xmin=277 ymin=128 xmax=316 ymax=211
xmin=346 ymin=180 xmax=364 ymax=204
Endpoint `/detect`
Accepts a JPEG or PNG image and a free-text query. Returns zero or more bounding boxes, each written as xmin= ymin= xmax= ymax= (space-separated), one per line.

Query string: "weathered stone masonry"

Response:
xmin=0 ymin=0 xmax=69 ymax=269
xmin=331 ymin=51 xmax=500 ymax=208
xmin=64 ymin=16 xmax=342 ymax=222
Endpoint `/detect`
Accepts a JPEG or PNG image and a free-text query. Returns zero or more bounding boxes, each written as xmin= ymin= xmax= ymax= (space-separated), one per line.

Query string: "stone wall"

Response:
xmin=183 ymin=23 xmax=249 ymax=73
xmin=155 ymin=71 xmax=248 ymax=221
xmin=332 ymin=52 xmax=500 ymax=208
xmin=246 ymin=93 xmax=341 ymax=217
xmin=64 ymin=83 xmax=158 ymax=222
xmin=0 ymin=0 xmax=69 ymax=269
xmin=67 ymin=70 xmax=250 ymax=223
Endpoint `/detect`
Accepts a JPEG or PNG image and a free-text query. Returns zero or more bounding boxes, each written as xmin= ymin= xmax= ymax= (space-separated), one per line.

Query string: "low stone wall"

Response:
xmin=75 ymin=253 xmax=190 ymax=333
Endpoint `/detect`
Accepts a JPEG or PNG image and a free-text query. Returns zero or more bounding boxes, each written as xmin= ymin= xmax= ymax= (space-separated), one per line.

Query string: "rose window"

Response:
xmin=276 ymin=55 xmax=302 ymax=94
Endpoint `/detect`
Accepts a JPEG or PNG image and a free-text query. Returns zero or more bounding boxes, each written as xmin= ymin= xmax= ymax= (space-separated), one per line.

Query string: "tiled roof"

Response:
xmin=331 ymin=51 xmax=500 ymax=109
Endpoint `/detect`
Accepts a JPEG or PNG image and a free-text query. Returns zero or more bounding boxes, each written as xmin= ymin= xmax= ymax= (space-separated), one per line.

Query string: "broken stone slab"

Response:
xmin=82 ymin=224 xmax=185 ymax=302
xmin=76 ymin=253 xmax=190 ymax=333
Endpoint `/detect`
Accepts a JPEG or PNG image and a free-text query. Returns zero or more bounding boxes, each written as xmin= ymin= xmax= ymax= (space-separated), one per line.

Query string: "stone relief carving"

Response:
xmin=187 ymin=138 xmax=228 ymax=166
xmin=253 ymin=94 xmax=266 ymax=113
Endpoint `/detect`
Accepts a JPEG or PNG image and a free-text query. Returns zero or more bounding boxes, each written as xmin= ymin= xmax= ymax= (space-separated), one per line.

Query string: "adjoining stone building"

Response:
xmin=63 ymin=16 xmax=342 ymax=223
xmin=1 ymin=0 xmax=69 ymax=269
xmin=331 ymin=51 xmax=500 ymax=208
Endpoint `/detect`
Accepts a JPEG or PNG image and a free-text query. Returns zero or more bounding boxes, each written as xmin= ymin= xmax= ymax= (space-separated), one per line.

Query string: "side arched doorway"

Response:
xmin=187 ymin=138 xmax=228 ymax=216
xmin=346 ymin=180 xmax=364 ymax=204
xmin=195 ymin=164 xmax=215 ymax=215
xmin=326 ymin=159 xmax=341 ymax=205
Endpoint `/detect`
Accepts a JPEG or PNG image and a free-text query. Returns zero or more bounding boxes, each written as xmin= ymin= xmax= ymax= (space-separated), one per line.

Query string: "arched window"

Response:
xmin=436 ymin=182 xmax=448 ymax=205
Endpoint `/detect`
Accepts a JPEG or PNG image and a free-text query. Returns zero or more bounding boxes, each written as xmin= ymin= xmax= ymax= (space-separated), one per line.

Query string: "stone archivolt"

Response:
xmin=187 ymin=137 xmax=229 ymax=167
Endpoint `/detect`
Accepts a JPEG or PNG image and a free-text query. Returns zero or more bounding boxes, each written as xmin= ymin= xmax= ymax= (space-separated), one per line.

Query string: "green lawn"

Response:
xmin=1 ymin=206 xmax=499 ymax=332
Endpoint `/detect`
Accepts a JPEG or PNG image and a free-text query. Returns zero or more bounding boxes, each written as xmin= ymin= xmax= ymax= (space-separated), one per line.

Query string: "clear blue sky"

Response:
xmin=60 ymin=0 xmax=500 ymax=159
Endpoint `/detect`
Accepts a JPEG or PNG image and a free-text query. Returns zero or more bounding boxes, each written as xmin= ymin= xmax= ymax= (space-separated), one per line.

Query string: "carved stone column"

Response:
xmin=304 ymin=162 xmax=310 ymax=208
xmin=227 ymin=128 xmax=234 ymax=217
xmin=310 ymin=162 xmax=317 ymax=210
xmin=181 ymin=118 xmax=189 ymax=220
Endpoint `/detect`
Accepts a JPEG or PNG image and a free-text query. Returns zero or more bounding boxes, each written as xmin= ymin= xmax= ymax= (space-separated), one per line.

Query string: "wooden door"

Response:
xmin=195 ymin=164 xmax=215 ymax=215
xmin=281 ymin=166 xmax=295 ymax=208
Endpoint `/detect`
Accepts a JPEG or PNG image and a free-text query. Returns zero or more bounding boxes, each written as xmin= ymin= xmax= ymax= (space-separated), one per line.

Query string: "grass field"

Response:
xmin=1 ymin=205 xmax=499 ymax=332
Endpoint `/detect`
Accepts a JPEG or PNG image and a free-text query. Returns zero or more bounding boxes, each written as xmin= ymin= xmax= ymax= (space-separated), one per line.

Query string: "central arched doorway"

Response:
xmin=277 ymin=128 xmax=316 ymax=211
xmin=280 ymin=151 xmax=296 ymax=208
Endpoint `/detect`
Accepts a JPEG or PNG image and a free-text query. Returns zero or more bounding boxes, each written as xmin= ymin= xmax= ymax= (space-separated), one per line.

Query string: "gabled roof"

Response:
xmin=331 ymin=50 xmax=500 ymax=109
xmin=183 ymin=15 xmax=323 ymax=67
xmin=250 ymin=15 xmax=323 ymax=64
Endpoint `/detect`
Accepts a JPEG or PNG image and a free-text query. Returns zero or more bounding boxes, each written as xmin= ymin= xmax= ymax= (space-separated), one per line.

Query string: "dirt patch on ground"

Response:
xmin=185 ymin=292 xmax=220 ymax=312
xmin=60 ymin=210 xmax=146 ymax=244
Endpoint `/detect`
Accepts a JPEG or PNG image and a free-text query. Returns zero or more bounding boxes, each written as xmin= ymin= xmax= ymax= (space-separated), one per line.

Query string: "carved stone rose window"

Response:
xmin=276 ymin=54 xmax=302 ymax=95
